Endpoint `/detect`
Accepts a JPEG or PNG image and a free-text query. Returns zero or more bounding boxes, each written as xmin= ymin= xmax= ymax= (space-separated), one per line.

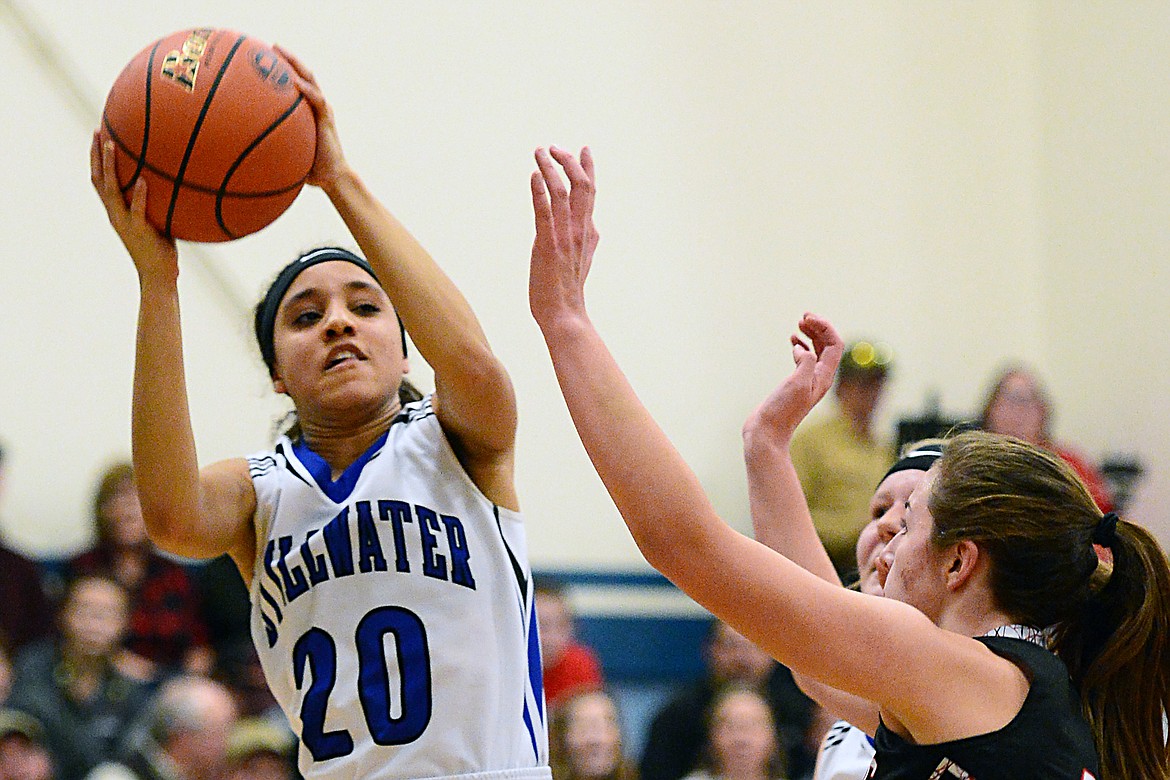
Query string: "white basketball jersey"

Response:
xmin=247 ymin=398 xmax=550 ymax=780
xmin=815 ymin=720 xmax=875 ymax=780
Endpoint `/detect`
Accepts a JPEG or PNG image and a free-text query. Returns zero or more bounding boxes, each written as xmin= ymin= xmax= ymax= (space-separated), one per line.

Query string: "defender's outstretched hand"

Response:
xmin=744 ymin=313 xmax=844 ymax=444
xmin=529 ymin=146 xmax=599 ymax=332
xmin=90 ymin=131 xmax=178 ymax=281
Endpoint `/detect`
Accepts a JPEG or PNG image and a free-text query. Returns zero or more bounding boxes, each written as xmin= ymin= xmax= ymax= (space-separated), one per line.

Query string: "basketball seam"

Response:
xmin=165 ymin=33 xmax=247 ymax=240
xmin=101 ymin=125 xmax=307 ymax=197
xmin=103 ymin=41 xmax=160 ymax=196
xmin=100 ymin=126 xmax=306 ymax=197
xmin=216 ymin=92 xmax=310 ymax=239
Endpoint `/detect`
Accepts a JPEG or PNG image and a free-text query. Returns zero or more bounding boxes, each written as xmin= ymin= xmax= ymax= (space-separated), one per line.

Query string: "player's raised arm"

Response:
xmin=527 ymin=145 xmax=770 ymax=589
xmin=742 ymin=314 xmax=844 ymax=588
xmin=280 ymin=47 xmax=518 ymax=507
xmin=90 ymin=133 xmax=256 ymax=567
xmin=527 ymin=147 xmax=942 ymax=707
xmin=529 ymin=146 xmax=729 ymax=581
xmin=740 ymin=316 xmax=888 ymax=733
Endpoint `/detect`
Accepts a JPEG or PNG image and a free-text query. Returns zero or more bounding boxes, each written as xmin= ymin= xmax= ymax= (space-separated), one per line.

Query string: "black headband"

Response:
xmin=879 ymin=443 xmax=944 ymax=487
xmin=257 ymin=248 xmax=405 ymax=369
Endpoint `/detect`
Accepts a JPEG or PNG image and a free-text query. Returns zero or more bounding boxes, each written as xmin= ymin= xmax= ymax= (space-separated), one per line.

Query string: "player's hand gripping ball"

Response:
xmin=101 ymin=28 xmax=316 ymax=242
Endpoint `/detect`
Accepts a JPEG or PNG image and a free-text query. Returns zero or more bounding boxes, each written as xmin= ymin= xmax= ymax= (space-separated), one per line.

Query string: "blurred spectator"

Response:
xmin=216 ymin=650 xmax=282 ymax=728
xmin=0 ymin=441 xmax=54 ymax=654
xmin=189 ymin=556 xmax=250 ymax=679
xmin=550 ymin=689 xmax=637 ymax=780
xmin=186 ymin=554 xmax=282 ymax=723
xmin=537 ymin=578 xmax=604 ymax=710
xmin=0 ymin=709 xmax=55 ymax=780
xmin=67 ymin=461 xmax=212 ymax=675
xmin=640 ymin=620 xmax=815 ymax=780
xmin=0 ymin=643 xmax=14 ymax=707
xmin=87 ymin=675 xmax=237 ymax=780
xmin=682 ymin=684 xmax=786 ymax=780
xmin=979 ymin=365 xmax=1114 ymax=512
xmin=790 ymin=341 xmax=895 ymax=580
xmin=222 ymin=717 xmax=296 ymax=780
xmin=8 ymin=576 xmax=153 ymax=780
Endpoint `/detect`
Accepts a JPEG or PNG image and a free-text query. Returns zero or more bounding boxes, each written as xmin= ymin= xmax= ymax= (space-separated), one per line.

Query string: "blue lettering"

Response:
xmin=277 ymin=536 xmax=310 ymax=602
xmin=442 ymin=515 xmax=476 ymax=589
xmin=356 ymin=501 xmax=388 ymax=573
xmin=378 ymin=500 xmax=413 ymax=573
xmin=260 ymin=497 xmax=478 ymax=629
xmin=301 ymin=528 xmax=330 ymax=586
xmin=323 ymin=507 xmax=355 ymax=578
xmin=416 ymin=506 xmax=447 ymax=581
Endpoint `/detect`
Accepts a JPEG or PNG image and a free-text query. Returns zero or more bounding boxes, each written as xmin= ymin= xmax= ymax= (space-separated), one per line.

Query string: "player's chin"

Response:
xmin=318 ymin=380 xmax=395 ymax=416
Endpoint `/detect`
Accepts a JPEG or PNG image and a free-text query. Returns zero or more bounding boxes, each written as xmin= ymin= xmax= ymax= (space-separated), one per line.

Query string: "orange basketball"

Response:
xmin=101 ymin=28 xmax=316 ymax=242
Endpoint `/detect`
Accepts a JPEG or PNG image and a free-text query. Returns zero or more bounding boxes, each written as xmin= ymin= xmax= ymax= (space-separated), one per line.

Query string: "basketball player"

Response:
xmin=756 ymin=441 xmax=943 ymax=780
xmin=89 ymin=53 xmax=549 ymax=780
xmin=528 ymin=145 xmax=1170 ymax=779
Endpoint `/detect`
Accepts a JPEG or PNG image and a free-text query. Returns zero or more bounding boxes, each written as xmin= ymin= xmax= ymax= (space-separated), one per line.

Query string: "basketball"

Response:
xmin=101 ymin=28 xmax=316 ymax=242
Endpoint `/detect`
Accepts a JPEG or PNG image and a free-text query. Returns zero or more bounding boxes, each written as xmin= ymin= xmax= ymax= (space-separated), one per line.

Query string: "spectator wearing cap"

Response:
xmin=222 ymin=718 xmax=295 ymax=780
xmin=789 ymin=340 xmax=895 ymax=581
xmin=86 ymin=675 xmax=237 ymax=780
xmin=0 ymin=709 xmax=55 ymax=780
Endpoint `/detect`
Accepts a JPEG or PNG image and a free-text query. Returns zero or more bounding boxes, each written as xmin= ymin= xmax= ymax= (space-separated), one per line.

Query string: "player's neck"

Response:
xmin=937 ymin=593 xmax=1017 ymax=640
xmin=299 ymin=403 xmax=401 ymax=479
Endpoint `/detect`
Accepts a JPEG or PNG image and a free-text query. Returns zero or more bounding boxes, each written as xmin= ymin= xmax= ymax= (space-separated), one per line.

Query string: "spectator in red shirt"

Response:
xmin=67 ymin=461 xmax=212 ymax=676
xmin=979 ymin=365 xmax=1115 ymax=513
xmin=536 ymin=579 xmax=604 ymax=711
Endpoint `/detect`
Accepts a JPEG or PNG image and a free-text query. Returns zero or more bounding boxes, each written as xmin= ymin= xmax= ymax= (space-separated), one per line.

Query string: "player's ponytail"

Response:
xmin=930 ymin=431 xmax=1170 ymax=780
xmin=1049 ymin=517 xmax=1170 ymax=780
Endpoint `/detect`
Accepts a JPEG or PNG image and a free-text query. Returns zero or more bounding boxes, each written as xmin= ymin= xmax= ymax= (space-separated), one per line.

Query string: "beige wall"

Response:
xmin=1033 ymin=2 xmax=1170 ymax=546
xmin=0 ymin=2 xmax=1164 ymax=562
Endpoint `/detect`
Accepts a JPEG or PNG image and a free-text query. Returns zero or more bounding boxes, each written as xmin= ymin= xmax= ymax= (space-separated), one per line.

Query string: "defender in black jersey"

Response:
xmin=869 ymin=637 xmax=1097 ymax=779
xmin=529 ymin=147 xmax=1170 ymax=780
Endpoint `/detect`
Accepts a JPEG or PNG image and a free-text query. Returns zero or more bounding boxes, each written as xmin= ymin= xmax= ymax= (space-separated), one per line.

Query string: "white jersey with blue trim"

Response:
xmin=247 ymin=397 xmax=549 ymax=780
xmin=815 ymin=720 xmax=875 ymax=780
